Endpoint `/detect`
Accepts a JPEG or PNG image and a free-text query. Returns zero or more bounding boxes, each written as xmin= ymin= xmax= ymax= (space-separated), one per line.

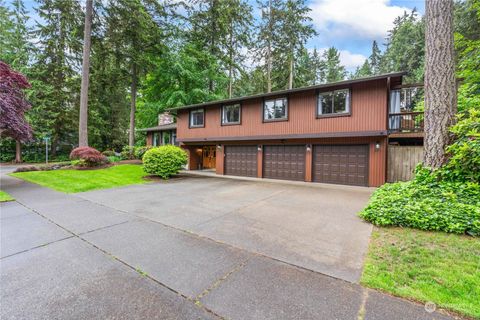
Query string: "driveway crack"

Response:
xmin=195 ymin=257 xmax=251 ymax=302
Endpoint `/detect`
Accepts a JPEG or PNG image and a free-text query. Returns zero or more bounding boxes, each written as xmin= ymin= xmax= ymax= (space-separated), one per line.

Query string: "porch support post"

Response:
xmin=257 ymin=145 xmax=263 ymax=178
xmin=216 ymin=145 xmax=224 ymax=175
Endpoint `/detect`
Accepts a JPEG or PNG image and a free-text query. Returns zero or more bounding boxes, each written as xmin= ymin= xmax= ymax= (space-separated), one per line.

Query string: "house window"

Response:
xmin=264 ymin=97 xmax=288 ymax=121
xmin=190 ymin=109 xmax=204 ymax=127
xmin=317 ymin=89 xmax=350 ymax=116
xmin=153 ymin=132 xmax=160 ymax=146
xmin=163 ymin=131 xmax=170 ymax=145
xmin=222 ymin=104 xmax=241 ymax=125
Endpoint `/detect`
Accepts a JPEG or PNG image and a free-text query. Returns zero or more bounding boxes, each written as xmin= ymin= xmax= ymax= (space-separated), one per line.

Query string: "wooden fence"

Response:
xmin=387 ymin=145 xmax=424 ymax=182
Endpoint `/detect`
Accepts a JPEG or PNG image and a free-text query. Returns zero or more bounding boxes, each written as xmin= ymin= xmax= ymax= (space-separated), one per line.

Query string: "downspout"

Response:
xmin=385 ymin=77 xmax=391 ymax=183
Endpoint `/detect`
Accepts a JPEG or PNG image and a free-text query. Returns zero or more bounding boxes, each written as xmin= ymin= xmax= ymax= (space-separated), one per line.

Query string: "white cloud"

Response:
xmin=338 ymin=50 xmax=367 ymax=68
xmin=313 ymin=48 xmax=367 ymax=69
xmin=310 ymin=0 xmax=411 ymax=39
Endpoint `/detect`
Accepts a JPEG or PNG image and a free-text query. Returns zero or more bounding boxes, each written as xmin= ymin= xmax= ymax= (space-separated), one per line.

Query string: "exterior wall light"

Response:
xmin=257 ymin=145 xmax=262 ymax=151
xmin=217 ymin=145 xmax=222 ymax=149
xmin=306 ymin=144 xmax=312 ymax=152
xmin=375 ymin=142 xmax=381 ymax=151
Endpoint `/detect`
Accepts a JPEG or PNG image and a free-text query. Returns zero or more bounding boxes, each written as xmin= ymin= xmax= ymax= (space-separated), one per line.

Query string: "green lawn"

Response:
xmin=11 ymin=164 xmax=147 ymax=193
xmin=0 ymin=190 xmax=15 ymax=202
xmin=362 ymin=227 xmax=480 ymax=319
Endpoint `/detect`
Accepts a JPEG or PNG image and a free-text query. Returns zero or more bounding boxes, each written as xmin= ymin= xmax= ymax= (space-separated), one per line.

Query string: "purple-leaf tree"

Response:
xmin=0 ymin=61 xmax=33 ymax=142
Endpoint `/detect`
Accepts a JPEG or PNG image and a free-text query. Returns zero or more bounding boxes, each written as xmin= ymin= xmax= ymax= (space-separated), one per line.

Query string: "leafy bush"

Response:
xmin=142 ymin=145 xmax=187 ymax=179
xmin=121 ymin=146 xmax=135 ymax=160
xmin=102 ymin=150 xmax=116 ymax=157
xmin=107 ymin=155 xmax=122 ymax=163
xmin=134 ymin=146 xmax=152 ymax=160
xmin=359 ymin=166 xmax=480 ymax=236
xmin=70 ymin=146 xmax=107 ymax=167
xmin=442 ymin=108 xmax=480 ymax=183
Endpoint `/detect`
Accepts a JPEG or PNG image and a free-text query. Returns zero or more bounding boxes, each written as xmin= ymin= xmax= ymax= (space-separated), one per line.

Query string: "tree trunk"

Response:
xmin=15 ymin=140 xmax=22 ymax=163
xmin=288 ymin=53 xmax=293 ymax=89
xmin=266 ymin=42 xmax=272 ymax=93
xmin=228 ymin=22 xmax=234 ymax=98
xmin=424 ymin=0 xmax=457 ymax=168
xmin=266 ymin=0 xmax=272 ymax=93
xmin=129 ymin=63 xmax=137 ymax=148
xmin=79 ymin=0 xmax=93 ymax=147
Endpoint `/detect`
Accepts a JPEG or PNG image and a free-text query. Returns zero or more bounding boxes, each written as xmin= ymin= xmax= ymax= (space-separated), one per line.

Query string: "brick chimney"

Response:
xmin=158 ymin=112 xmax=174 ymax=125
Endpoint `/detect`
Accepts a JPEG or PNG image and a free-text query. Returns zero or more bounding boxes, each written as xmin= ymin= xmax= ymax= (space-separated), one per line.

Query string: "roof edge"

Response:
xmin=168 ymin=72 xmax=406 ymax=112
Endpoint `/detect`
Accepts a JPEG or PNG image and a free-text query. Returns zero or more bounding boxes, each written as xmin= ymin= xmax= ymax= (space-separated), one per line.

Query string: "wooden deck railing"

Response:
xmin=388 ymin=111 xmax=424 ymax=133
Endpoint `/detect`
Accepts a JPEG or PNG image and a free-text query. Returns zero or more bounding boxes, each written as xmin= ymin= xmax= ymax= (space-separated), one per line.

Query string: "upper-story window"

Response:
xmin=189 ymin=109 xmax=204 ymax=128
xmin=222 ymin=104 xmax=241 ymax=125
xmin=317 ymin=89 xmax=350 ymax=116
xmin=264 ymin=97 xmax=288 ymax=121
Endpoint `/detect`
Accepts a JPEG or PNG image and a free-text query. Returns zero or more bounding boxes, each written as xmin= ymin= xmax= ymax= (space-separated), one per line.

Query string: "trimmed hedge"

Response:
xmin=359 ymin=167 xmax=480 ymax=236
xmin=142 ymin=145 xmax=187 ymax=179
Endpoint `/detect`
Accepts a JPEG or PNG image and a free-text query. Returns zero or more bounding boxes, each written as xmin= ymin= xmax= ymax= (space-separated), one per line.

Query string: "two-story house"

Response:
xmin=150 ymin=72 xmax=423 ymax=187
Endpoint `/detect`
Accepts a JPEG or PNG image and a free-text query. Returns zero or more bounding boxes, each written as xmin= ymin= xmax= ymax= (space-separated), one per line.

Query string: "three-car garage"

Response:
xmin=222 ymin=143 xmax=372 ymax=186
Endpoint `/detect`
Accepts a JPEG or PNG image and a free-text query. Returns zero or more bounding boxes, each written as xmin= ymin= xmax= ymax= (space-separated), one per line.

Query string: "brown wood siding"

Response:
xmin=216 ymin=145 xmax=224 ymax=175
xmin=177 ymin=80 xmax=387 ymax=140
xmin=146 ymin=132 xmax=153 ymax=146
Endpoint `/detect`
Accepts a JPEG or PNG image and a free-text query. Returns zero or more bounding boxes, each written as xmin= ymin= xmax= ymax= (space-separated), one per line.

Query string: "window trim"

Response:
xmin=262 ymin=96 xmax=289 ymax=123
xmin=316 ymin=88 xmax=352 ymax=119
xmin=221 ymin=103 xmax=242 ymax=126
xmin=189 ymin=108 xmax=205 ymax=128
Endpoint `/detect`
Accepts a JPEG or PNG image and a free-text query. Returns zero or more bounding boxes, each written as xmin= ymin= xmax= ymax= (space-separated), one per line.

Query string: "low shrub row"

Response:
xmin=119 ymin=146 xmax=153 ymax=160
xmin=359 ymin=166 xmax=480 ymax=236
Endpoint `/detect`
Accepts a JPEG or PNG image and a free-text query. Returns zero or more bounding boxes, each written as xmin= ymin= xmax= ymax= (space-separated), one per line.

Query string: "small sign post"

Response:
xmin=43 ymin=136 xmax=50 ymax=164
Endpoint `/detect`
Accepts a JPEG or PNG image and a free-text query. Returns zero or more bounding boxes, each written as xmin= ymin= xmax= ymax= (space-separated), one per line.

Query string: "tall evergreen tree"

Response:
xmin=78 ymin=0 xmax=93 ymax=147
xmin=369 ymin=40 xmax=381 ymax=74
xmin=106 ymin=0 xmax=163 ymax=147
xmin=323 ymin=47 xmax=347 ymax=82
xmin=352 ymin=59 xmax=372 ymax=79
xmin=256 ymin=0 xmax=282 ymax=93
xmin=380 ymin=10 xmax=425 ymax=82
xmin=222 ymin=0 xmax=253 ymax=98
xmin=29 ymin=0 xmax=83 ymax=156
xmin=277 ymin=0 xmax=316 ymax=89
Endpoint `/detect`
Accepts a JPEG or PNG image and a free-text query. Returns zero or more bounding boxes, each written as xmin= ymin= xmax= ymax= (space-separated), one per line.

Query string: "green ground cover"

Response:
xmin=0 ymin=190 xmax=15 ymax=202
xmin=11 ymin=164 xmax=147 ymax=193
xmin=362 ymin=227 xmax=480 ymax=319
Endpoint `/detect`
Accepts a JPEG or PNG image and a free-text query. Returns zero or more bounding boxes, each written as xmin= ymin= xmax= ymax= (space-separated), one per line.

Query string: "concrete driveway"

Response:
xmin=78 ymin=175 xmax=374 ymax=282
xmin=1 ymin=173 xmax=458 ymax=320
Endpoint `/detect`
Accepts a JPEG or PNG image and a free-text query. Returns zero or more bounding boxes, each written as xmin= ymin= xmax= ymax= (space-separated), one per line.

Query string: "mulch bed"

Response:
xmin=142 ymin=174 xmax=185 ymax=182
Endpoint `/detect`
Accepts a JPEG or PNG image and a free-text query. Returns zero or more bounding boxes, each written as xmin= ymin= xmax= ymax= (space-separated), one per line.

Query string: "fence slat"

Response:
xmin=388 ymin=145 xmax=424 ymax=182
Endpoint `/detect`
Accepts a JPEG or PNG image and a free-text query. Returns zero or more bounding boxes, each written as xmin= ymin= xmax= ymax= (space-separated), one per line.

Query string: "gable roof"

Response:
xmin=167 ymin=72 xmax=406 ymax=112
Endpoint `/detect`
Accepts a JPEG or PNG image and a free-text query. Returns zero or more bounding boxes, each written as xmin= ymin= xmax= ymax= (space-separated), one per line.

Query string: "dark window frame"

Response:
xmin=221 ymin=103 xmax=242 ymax=126
xmin=316 ymin=88 xmax=351 ymax=118
xmin=263 ymin=97 xmax=289 ymax=123
xmin=189 ymin=108 xmax=205 ymax=128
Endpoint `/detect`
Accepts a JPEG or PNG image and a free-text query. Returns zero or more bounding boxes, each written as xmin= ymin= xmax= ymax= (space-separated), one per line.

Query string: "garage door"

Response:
xmin=263 ymin=145 xmax=305 ymax=181
xmin=224 ymin=145 xmax=257 ymax=177
xmin=313 ymin=145 xmax=369 ymax=186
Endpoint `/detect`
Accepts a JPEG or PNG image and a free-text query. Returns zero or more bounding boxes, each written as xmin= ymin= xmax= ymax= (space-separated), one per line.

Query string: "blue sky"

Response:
xmin=19 ymin=0 xmax=424 ymax=71
xmin=297 ymin=0 xmax=424 ymax=69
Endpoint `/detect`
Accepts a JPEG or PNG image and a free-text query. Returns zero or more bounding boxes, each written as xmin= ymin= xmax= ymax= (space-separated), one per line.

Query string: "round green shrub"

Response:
xmin=142 ymin=145 xmax=188 ymax=179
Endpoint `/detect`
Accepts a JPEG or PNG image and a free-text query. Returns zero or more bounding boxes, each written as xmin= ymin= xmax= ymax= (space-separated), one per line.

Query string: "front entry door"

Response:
xmin=202 ymin=146 xmax=216 ymax=169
